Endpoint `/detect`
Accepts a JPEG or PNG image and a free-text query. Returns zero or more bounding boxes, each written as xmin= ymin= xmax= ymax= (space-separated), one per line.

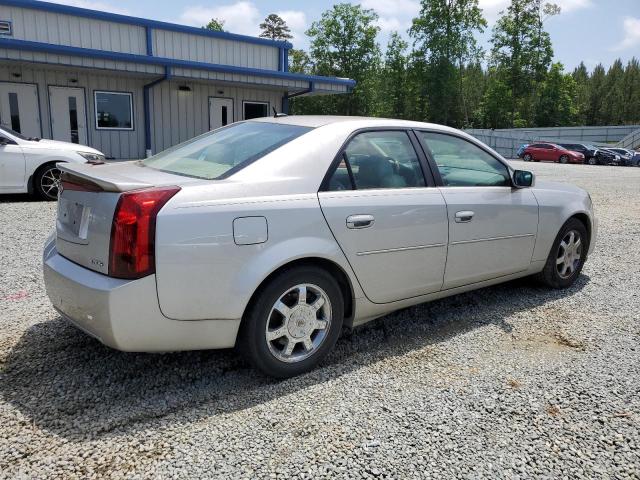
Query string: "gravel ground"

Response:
xmin=1 ymin=161 xmax=639 ymax=479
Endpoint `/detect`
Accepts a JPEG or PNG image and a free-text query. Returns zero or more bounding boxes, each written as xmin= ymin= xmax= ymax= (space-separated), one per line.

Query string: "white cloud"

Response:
xmin=179 ymin=1 xmax=261 ymax=36
xmin=276 ymin=10 xmax=307 ymax=44
xmin=361 ymin=0 xmax=420 ymax=32
xmin=51 ymin=0 xmax=130 ymax=14
xmin=612 ymin=16 xmax=640 ymax=51
xmin=554 ymin=0 xmax=593 ymax=13
xmin=478 ymin=0 xmax=592 ymax=26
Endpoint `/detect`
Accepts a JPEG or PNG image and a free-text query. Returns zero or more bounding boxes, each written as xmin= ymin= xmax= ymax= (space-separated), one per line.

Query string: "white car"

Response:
xmin=43 ymin=116 xmax=597 ymax=378
xmin=0 ymin=126 xmax=105 ymax=200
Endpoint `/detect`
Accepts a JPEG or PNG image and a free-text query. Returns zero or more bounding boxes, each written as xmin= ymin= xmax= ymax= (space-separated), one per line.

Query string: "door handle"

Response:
xmin=455 ymin=211 xmax=475 ymax=223
xmin=346 ymin=214 xmax=375 ymax=229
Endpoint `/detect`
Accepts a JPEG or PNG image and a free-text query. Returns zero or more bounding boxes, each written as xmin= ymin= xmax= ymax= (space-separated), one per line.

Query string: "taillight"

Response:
xmin=109 ymin=186 xmax=180 ymax=279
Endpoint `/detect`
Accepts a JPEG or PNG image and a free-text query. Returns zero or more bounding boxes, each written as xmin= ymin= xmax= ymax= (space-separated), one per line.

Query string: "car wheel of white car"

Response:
xmin=35 ymin=164 xmax=61 ymax=201
xmin=537 ymin=218 xmax=588 ymax=289
xmin=240 ymin=265 xmax=344 ymax=378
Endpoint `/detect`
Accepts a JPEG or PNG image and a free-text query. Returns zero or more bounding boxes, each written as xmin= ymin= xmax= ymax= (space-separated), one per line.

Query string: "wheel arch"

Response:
xmin=30 ymin=160 xmax=66 ymax=194
xmin=569 ymin=212 xmax=592 ymax=250
xmin=241 ymin=256 xmax=356 ymax=331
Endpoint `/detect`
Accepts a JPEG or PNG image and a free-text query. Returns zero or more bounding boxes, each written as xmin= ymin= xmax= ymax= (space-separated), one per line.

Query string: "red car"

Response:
xmin=522 ymin=143 xmax=585 ymax=164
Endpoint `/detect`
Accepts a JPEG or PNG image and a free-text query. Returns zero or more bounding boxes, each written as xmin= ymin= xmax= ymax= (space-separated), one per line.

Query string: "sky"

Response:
xmin=54 ymin=0 xmax=640 ymax=71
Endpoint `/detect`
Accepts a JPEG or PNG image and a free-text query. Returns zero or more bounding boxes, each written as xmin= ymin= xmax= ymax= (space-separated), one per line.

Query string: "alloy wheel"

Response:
xmin=265 ymin=283 xmax=332 ymax=363
xmin=556 ymin=230 xmax=582 ymax=279
xmin=40 ymin=166 xmax=61 ymax=199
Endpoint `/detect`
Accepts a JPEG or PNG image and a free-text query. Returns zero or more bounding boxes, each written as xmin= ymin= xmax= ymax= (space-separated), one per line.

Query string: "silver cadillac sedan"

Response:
xmin=43 ymin=116 xmax=597 ymax=378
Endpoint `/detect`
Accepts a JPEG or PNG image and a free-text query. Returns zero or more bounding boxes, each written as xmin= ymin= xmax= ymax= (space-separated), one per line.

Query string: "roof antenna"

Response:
xmin=272 ymin=106 xmax=288 ymax=118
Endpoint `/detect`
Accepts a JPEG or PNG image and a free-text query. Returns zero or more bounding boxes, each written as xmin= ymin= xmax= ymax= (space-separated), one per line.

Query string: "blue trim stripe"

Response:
xmin=0 ymin=38 xmax=357 ymax=88
xmin=143 ymin=66 xmax=171 ymax=152
xmin=145 ymin=26 xmax=153 ymax=56
xmin=0 ymin=0 xmax=293 ymax=49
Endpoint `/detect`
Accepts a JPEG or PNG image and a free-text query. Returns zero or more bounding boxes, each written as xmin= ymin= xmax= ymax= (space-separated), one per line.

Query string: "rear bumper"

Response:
xmin=43 ymin=238 xmax=240 ymax=352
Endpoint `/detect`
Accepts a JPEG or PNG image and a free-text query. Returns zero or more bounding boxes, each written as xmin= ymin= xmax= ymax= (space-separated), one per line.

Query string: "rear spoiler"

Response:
xmin=58 ymin=162 xmax=152 ymax=193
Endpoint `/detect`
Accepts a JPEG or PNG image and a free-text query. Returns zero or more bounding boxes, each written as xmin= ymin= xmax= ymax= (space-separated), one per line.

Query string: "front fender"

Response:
xmin=531 ymin=183 xmax=596 ymax=262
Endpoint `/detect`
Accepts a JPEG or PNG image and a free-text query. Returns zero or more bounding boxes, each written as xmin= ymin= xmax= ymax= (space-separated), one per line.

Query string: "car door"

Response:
xmin=416 ymin=131 xmax=539 ymax=290
xmin=318 ymin=130 xmax=448 ymax=304
xmin=0 ymin=135 xmax=25 ymax=190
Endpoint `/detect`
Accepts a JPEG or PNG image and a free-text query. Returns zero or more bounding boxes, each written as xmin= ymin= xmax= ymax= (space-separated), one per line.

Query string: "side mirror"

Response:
xmin=0 ymin=137 xmax=9 ymax=146
xmin=513 ymin=170 xmax=534 ymax=188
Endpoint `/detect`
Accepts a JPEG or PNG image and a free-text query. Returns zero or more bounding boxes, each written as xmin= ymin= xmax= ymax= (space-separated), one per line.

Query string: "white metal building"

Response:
xmin=0 ymin=0 xmax=355 ymax=158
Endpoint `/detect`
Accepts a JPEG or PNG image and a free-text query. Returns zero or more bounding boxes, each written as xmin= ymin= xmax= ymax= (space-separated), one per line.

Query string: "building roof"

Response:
xmin=0 ymin=0 xmax=355 ymax=94
xmin=1 ymin=0 xmax=293 ymax=49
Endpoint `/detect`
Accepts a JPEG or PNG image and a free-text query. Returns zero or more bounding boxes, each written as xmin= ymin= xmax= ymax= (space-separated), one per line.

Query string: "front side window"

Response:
xmin=419 ymin=132 xmax=510 ymax=187
xmin=327 ymin=131 xmax=426 ymax=191
xmin=243 ymin=101 xmax=269 ymax=120
xmin=95 ymin=91 xmax=133 ymax=130
xmin=143 ymin=121 xmax=311 ymax=180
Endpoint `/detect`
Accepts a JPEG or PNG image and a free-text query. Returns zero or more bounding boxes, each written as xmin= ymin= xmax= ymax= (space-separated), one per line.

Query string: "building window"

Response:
xmin=0 ymin=21 xmax=12 ymax=36
xmin=243 ymin=101 xmax=269 ymax=120
xmin=94 ymin=91 xmax=133 ymax=130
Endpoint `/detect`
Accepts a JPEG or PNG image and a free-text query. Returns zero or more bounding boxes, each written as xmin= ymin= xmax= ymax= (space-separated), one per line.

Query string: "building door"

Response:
xmin=209 ymin=97 xmax=234 ymax=130
xmin=49 ymin=86 xmax=87 ymax=145
xmin=0 ymin=82 xmax=41 ymax=138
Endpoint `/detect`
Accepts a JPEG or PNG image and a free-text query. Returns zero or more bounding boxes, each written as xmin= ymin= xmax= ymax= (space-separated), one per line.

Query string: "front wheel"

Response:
xmin=523 ymin=153 xmax=532 ymax=162
xmin=239 ymin=266 xmax=344 ymax=378
xmin=536 ymin=218 xmax=588 ymax=289
xmin=559 ymin=155 xmax=569 ymax=164
xmin=588 ymin=157 xmax=597 ymax=166
xmin=34 ymin=164 xmax=61 ymax=200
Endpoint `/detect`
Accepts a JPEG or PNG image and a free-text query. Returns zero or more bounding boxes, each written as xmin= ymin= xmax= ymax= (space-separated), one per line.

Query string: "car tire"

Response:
xmin=536 ymin=218 xmax=588 ymax=289
xmin=523 ymin=154 xmax=532 ymax=162
xmin=588 ymin=157 xmax=597 ymax=166
xmin=559 ymin=155 xmax=569 ymax=164
xmin=239 ymin=266 xmax=344 ymax=378
xmin=34 ymin=163 xmax=61 ymax=201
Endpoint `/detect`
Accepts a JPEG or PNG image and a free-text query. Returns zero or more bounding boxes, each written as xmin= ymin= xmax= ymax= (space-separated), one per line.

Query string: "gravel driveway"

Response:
xmin=1 ymin=162 xmax=639 ymax=479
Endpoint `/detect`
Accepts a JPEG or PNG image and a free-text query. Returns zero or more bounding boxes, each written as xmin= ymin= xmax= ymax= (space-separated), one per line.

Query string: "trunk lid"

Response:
xmin=55 ymin=161 xmax=195 ymax=275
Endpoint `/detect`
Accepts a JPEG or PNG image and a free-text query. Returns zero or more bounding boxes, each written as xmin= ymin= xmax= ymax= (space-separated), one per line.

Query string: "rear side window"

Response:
xmin=419 ymin=132 xmax=510 ymax=187
xmin=326 ymin=131 xmax=426 ymax=191
xmin=143 ymin=122 xmax=311 ymax=179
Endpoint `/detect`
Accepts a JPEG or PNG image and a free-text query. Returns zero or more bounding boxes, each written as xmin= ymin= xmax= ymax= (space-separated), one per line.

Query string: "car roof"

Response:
xmin=249 ymin=115 xmax=460 ymax=132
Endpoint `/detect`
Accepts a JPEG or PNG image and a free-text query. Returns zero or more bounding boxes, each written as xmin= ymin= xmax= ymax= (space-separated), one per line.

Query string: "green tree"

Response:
xmin=288 ymin=49 xmax=311 ymax=74
xmin=621 ymin=58 xmax=640 ymax=124
xmin=303 ymin=3 xmax=381 ymax=116
xmin=482 ymin=68 xmax=513 ymax=128
xmin=489 ymin=0 xmax=557 ymax=126
xmin=259 ymin=14 xmax=293 ymax=41
xmin=409 ymin=0 xmax=487 ymax=126
xmin=203 ymin=18 xmax=225 ymax=32
xmin=534 ymin=62 xmax=577 ymax=126
xmin=585 ymin=64 xmax=607 ymax=125
xmin=572 ymin=62 xmax=590 ymax=125
xmin=380 ymin=32 xmax=410 ymax=118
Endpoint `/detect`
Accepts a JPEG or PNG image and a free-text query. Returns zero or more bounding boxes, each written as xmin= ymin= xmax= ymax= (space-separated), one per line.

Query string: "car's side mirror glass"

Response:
xmin=513 ymin=170 xmax=534 ymax=188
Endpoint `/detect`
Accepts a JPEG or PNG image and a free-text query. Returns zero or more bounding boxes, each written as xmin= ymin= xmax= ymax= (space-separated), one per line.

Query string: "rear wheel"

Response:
xmin=523 ymin=153 xmax=532 ymax=162
xmin=537 ymin=218 xmax=588 ymax=289
xmin=34 ymin=164 xmax=61 ymax=200
xmin=239 ymin=266 xmax=344 ymax=378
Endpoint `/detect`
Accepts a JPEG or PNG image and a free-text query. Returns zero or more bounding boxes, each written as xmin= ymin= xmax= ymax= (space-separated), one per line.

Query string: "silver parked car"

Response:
xmin=43 ymin=117 xmax=597 ymax=378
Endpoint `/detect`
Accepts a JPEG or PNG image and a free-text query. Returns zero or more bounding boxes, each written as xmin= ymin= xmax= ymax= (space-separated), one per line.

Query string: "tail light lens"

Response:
xmin=109 ymin=186 xmax=180 ymax=279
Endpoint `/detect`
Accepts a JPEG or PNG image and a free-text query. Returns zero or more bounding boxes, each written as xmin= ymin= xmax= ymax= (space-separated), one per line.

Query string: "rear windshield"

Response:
xmin=143 ymin=122 xmax=312 ymax=180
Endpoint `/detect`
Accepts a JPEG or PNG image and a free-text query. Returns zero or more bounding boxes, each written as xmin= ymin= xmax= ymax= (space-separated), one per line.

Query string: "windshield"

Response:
xmin=0 ymin=125 xmax=30 ymax=141
xmin=143 ymin=122 xmax=312 ymax=180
